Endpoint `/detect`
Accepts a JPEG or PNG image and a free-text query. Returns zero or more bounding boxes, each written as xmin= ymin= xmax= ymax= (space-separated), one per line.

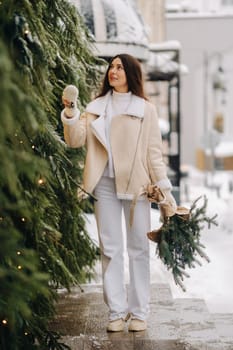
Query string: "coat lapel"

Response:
xmin=90 ymin=113 xmax=107 ymax=149
xmin=86 ymin=90 xmax=145 ymax=119
xmin=86 ymin=90 xmax=145 ymax=148
xmin=87 ymin=92 xmax=111 ymax=149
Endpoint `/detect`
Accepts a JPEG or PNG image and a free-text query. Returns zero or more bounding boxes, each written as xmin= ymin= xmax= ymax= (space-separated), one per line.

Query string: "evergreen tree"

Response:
xmin=0 ymin=1 xmax=101 ymax=348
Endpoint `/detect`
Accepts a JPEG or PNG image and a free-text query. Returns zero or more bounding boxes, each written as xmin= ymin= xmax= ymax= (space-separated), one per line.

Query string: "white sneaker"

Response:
xmin=128 ymin=319 xmax=147 ymax=332
xmin=106 ymin=318 xmax=125 ymax=332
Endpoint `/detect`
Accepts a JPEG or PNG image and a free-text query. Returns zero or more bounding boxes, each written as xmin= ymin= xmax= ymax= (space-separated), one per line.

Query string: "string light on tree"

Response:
xmin=0 ymin=1 xmax=100 ymax=347
xmin=38 ymin=177 xmax=45 ymax=185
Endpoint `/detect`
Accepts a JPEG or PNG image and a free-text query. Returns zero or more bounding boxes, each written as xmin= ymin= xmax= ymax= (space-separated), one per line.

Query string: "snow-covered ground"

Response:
xmin=84 ymin=167 xmax=233 ymax=314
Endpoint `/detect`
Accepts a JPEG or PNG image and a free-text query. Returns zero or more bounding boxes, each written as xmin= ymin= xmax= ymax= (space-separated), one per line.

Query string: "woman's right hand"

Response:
xmin=62 ymin=85 xmax=79 ymax=118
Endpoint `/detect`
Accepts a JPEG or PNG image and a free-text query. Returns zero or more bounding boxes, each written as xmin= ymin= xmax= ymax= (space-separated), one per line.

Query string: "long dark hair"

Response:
xmin=97 ymin=54 xmax=148 ymax=100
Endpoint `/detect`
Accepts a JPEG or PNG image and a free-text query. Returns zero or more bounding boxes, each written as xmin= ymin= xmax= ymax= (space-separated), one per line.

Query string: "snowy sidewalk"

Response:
xmin=50 ymin=167 xmax=233 ymax=349
xmin=85 ymin=166 xmax=233 ymax=315
xmin=50 ymin=283 xmax=233 ymax=349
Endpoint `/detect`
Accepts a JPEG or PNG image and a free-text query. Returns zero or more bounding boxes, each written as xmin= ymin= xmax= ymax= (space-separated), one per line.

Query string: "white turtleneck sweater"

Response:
xmin=103 ymin=90 xmax=132 ymax=178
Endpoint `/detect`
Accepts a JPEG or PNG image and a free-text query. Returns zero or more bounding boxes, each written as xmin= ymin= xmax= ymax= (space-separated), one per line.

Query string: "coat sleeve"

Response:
xmin=61 ymin=109 xmax=87 ymax=148
xmin=147 ymin=103 xmax=172 ymax=190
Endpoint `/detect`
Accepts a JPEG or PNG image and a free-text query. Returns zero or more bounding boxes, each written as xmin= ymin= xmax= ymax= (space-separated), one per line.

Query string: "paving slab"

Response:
xmin=174 ymin=298 xmax=224 ymax=349
xmin=60 ymin=335 xmax=194 ymax=350
xmin=150 ymin=283 xmax=174 ymax=304
xmin=50 ymin=283 xmax=232 ymax=350
xmin=212 ymin=313 xmax=233 ymax=348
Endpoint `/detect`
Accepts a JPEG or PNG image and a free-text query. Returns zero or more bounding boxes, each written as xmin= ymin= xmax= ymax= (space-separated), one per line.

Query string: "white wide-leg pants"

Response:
xmin=94 ymin=176 xmax=151 ymax=321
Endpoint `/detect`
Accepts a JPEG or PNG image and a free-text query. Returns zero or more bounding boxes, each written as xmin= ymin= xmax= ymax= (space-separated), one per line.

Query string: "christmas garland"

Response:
xmin=147 ymin=196 xmax=218 ymax=291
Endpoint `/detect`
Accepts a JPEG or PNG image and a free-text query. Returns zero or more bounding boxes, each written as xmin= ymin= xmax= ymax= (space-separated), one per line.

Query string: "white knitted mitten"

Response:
xmin=62 ymin=85 xmax=79 ymax=118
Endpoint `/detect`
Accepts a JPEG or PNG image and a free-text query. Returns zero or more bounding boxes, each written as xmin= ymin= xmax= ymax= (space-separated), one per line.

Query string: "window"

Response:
xmin=222 ymin=0 xmax=233 ymax=6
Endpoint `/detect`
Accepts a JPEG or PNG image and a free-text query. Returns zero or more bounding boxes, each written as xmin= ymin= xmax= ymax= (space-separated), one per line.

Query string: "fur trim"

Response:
xmin=85 ymin=91 xmax=145 ymax=119
xmin=61 ymin=109 xmax=80 ymax=125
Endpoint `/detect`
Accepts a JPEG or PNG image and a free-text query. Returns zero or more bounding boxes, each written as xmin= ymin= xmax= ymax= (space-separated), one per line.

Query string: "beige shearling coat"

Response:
xmin=61 ymin=91 xmax=171 ymax=200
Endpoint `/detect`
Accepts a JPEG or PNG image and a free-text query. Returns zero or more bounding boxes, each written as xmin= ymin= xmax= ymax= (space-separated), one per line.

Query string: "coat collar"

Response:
xmin=85 ymin=90 xmax=145 ymax=118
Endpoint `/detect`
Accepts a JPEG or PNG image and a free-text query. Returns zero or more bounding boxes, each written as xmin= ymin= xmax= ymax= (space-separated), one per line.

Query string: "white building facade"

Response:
xmin=166 ymin=0 xmax=233 ymax=13
xmin=165 ymin=0 xmax=233 ymax=166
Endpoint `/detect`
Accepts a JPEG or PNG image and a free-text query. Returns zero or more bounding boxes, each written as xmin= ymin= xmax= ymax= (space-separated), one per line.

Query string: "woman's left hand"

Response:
xmin=159 ymin=190 xmax=177 ymax=218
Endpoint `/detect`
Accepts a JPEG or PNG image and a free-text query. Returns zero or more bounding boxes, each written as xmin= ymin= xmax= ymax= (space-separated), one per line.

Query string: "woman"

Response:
xmin=61 ymin=54 xmax=176 ymax=332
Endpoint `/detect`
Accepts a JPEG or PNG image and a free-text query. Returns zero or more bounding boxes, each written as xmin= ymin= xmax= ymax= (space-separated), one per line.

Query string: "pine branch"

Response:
xmin=148 ymin=196 xmax=218 ymax=291
xmin=0 ymin=0 xmax=101 ymax=348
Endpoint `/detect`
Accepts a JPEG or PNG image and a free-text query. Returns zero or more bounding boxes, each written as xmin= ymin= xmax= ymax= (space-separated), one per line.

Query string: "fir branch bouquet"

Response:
xmin=148 ymin=196 xmax=218 ymax=291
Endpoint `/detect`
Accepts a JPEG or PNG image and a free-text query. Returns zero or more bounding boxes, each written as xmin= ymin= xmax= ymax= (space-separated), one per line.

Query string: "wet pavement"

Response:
xmin=50 ymin=168 xmax=233 ymax=349
xmin=49 ymin=283 xmax=233 ymax=350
